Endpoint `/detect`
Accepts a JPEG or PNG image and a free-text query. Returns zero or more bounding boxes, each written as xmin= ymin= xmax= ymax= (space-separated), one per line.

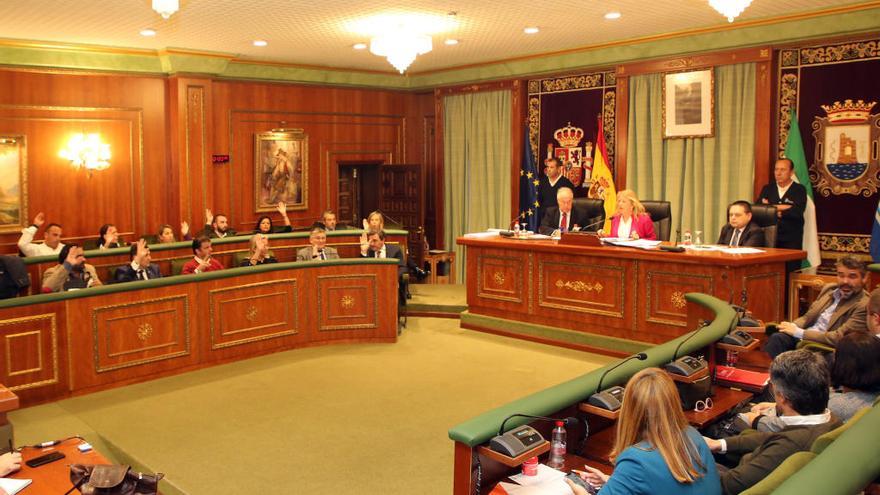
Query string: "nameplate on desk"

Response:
xmin=559 ymin=232 xmax=602 ymax=247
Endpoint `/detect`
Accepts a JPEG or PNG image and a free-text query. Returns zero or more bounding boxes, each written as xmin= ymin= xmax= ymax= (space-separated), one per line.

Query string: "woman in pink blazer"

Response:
xmin=602 ymin=189 xmax=656 ymax=240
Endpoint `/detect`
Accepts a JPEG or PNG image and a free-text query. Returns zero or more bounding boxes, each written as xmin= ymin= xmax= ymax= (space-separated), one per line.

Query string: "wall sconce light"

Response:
xmin=59 ymin=133 xmax=111 ymax=174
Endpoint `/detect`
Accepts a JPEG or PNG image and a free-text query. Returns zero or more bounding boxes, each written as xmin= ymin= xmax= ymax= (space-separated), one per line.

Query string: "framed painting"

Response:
xmin=0 ymin=136 xmax=27 ymax=233
xmin=255 ymin=129 xmax=308 ymax=212
xmin=662 ymin=69 xmax=715 ymax=139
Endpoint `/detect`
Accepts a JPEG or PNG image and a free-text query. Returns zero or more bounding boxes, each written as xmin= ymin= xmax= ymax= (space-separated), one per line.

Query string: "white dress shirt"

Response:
xmin=617 ymin=216 xmax=632 ymax=239
xmin=17 ymin=226 xmax=64 ymax=257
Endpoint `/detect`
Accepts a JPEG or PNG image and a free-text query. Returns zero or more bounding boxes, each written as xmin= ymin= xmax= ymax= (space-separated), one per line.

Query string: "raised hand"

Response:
xmin=276 ymin=201 xmax=288 ymax=216
xmin=205 ymin=208 xmax=214 ymax=226
xmin=33 ymin=212 xmax=45 ymax=228
xmin=134 ymin=238 xmax=148 ymax=265
xmin=362 ymin=218 xmax=369 ymax=231
xmin=65 ymin=247 xmax=80 ymax=266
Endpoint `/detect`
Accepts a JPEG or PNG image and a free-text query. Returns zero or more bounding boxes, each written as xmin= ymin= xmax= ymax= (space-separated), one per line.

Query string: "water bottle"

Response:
xmin=513 ymin=222 xmax=520 ymax=237
xmin=694 ymin=230 xmax=703 ymax=247
xmin=547 ymin=420 xmax=566 ymax=469
xmin=682 ymin=230 xmax=692 ymax=245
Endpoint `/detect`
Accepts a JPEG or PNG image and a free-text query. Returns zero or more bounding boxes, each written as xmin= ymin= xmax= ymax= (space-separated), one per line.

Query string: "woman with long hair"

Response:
xmin=568 ymin=368 xmax=720 ymax=495
xmin=254 ymin=201 xmax=293 ymax=234
xmin=599 ymin=189 xmax=656 ymax=240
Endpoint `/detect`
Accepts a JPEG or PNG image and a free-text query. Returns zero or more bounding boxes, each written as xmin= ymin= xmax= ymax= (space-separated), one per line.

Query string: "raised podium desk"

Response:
xmin=457 ymin=236 xmax=804 ymax=351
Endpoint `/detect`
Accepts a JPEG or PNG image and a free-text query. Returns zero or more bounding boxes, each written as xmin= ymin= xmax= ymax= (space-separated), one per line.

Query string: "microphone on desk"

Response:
xmin=573 ymin=217 xmax=605 ymax=233
xmin=587 ymin=353 xmax=647 ymax=412
xmin=666 ymin=320 xmax=711 ymax=378
xmin=497 ymin=414 xmax=580 ymax=436
xmin=492 ymin=414 xmax=588 ymax=458
xmin=595 ymin=352 xmax=647 ymax=395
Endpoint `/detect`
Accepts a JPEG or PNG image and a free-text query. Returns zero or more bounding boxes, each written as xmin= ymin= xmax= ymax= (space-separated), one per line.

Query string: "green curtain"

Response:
xmin=626 ymin=62 xmax=756 ymax=243
xmin=443 ymin=90 xmax=512 ymax=283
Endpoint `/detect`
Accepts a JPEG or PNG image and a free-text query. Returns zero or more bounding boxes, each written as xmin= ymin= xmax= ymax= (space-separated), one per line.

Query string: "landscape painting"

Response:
xmin=0 ymin=136 xmax=27 ymax=233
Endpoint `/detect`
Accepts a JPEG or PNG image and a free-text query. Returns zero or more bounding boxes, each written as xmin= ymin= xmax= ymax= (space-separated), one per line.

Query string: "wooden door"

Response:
xmin=337 ymin=166 xmax=356 ymax=226
xmin=379 ymin=164 xmax=424 ymax=265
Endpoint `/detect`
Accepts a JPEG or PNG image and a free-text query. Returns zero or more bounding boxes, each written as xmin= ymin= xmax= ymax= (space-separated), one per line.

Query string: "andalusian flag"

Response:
xmin=785 ymin=109 xmax=821 ymax=268
xmin=591 ymin=117 xmax=617 ymax=232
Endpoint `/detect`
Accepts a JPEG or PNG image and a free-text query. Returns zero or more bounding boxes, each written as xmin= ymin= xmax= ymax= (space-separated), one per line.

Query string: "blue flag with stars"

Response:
xmin=872 ymin=197 xmax=880 ymax=262
xmin=519 ymin=126 xmax=539 ymax=232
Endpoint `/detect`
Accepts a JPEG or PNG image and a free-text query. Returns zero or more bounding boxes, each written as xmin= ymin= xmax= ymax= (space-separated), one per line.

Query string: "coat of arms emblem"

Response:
xmin=811 ymin=99 xmax=880 ymax=197
xmin=547 ymin=122 xmax=593 ymax=188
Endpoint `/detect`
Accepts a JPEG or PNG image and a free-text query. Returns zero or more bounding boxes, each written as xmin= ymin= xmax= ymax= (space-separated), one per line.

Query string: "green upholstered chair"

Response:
xmin=171 ymin=259 xmax=188 ymax=276
xmin=797 ymin=341 xmax=835 ymax=354
xmin=811 ymin=406 xmax=872 ymax=454
xmin=740 ymin=451 xmax=817 ymax=495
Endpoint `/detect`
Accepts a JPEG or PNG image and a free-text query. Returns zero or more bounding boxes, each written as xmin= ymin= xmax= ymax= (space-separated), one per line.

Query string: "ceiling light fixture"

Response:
xmin=604 ymin=12 xmax=621 ymax=20
xmin=370 ymin=31 xmax=432 ymax=73
xmin=253 ymin=40 xmax=268 ymax=47
xmin=444 ymin=39 xmax=459 ymax=46
xmin=140 ymin=29 xmax=157 ymax=37
xmin=708 ymin=0 xmax=752 ymax=22
xmin=152 ymin=0 xmax=179 ymax=19
xmin=353 ymin=43 xmax=367 ymax=50
xmin=524 ymin=27 xmax=539 ymax=34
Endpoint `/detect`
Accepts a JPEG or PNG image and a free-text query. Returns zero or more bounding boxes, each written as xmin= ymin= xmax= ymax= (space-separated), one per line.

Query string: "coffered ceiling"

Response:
xmin=0 ymin=0 xmax=876 ymax=75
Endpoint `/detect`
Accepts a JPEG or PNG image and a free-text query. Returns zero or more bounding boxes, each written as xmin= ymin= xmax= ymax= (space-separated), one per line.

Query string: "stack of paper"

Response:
xmin=0 ymin=478 xmax=32 ymax=495
xmin=495 ymin=464 xmax=570 ymax=494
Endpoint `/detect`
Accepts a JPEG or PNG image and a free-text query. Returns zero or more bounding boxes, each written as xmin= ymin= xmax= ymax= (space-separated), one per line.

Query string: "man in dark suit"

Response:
xmin=757 ymin=159 xmax=806 ymax=269
xmin=536 ymin=157 xmax=575 ymax=226
xmin=361 ymin=229 xmax=407 ymax=311
xmin=538 ymin=187 xmax=591 ymax=236
xmin=717 ymin=200 xmax=766 ymax=247
xmin=115 ymin=239 xmax=162 ymax=282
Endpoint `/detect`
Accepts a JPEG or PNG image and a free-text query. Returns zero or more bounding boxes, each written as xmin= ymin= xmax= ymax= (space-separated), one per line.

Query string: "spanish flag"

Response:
xmin=590 ymin=117 xmax=617 ymax=232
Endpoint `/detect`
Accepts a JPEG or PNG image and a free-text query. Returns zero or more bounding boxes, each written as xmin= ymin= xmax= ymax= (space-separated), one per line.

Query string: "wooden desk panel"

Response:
xmin=11 ymin=438 xmax=112 ymax=494
xmin=460 ymin=237 xmax=803 ymax=347
xmin=1 ymin=261 xmax=399 ymax=406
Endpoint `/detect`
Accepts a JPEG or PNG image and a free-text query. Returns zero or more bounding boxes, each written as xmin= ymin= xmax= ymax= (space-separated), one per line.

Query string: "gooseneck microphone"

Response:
xmin=595 ymin=352 xmax=648 ymax=394
xmin=573 ymin=216 xmax=605 ymax=233
xmin=497 ymin=414 xmax=579 ymax=436
xmin=672 ymin=319 xmax=710 ymax=361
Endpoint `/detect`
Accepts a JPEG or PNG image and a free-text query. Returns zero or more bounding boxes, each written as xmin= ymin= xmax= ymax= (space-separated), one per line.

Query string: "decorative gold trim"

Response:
xmin=645 ymin=270 xmax=714 ymax=327
xmin=554 ymin=279 xmax=603 ymax=293
xmin=0 ymin=134 xmax=27 ymax=234
xmin=671 ymin=291 xmax=687 ymax=309
xmin=0 ymin=313 xmax=59 ymax=392
xmin=255 ymin=128 xmax=309 ymax=212
xmin=476 ymin=254 xmax=525 ymax=303
xmin=92 ymin=294 xmax=191 ymax=373
xmin=538 ymin=259 xmax=624 ymax=318
xmin=787 ymin=273 xmax=835 ymax=320
xmin=136 ymin=323 xmax=153 ymax=342
xmin=661 ymin=68 xmax=715 ymax=139
xmin=103 ymin=308 xmax=178 ymax=358
xmin=317 ymin=274 xmax=379 ymax=331
xmin=800 ymin=39 xmax=880 ymax=65
xmin=340 ymin=295 xmax=355 ymax=309
xmin=493 ymin=272 xmax=505 ymax=286
xmin=5 ymin=331 xmax=42 ymax=376
xmin=777 ymin=73 xmax=798 ymax=158
xmin=818 ymin=233 xmax=871 ymax=253
xmin=245 ymin=305 xmax=258 ymax=322
xmin=208 ymin=279 xmax=299 ymax=349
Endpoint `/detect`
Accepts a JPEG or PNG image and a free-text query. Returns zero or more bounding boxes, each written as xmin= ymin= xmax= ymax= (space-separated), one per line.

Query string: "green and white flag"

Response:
xmin=785 ymin=109 xmax=820 ymax=268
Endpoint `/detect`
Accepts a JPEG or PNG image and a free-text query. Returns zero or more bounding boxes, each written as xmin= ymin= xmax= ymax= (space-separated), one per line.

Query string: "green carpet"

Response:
xmin=407 ymin=283 xmax=467 ymax=315
xmin=9 ymin=317 xmax=612 ymax=495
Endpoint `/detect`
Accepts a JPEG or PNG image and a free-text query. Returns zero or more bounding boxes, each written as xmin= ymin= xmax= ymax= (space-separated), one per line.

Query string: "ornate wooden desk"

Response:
xmin=457 ymin=236 xmax=804 ymax=350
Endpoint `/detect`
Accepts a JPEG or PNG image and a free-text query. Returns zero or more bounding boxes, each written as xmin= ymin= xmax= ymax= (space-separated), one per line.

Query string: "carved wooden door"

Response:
xmin=379 ymin=164 xmax=424 ymax=265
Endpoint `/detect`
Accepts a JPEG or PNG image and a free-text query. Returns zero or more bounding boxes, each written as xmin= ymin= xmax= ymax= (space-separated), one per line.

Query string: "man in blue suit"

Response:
xmin=114 ymin=239 xmax=162 ymax=282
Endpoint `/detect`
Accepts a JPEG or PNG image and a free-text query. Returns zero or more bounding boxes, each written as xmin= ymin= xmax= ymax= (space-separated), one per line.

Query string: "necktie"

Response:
xmin=560 ymin=212 xmax=568 ymax=233
xmin=320 ymin=250 xmax=325 ymax=260
xmin=730 ymin=229 xmax=741 ymax=247
xmin=137 ymin=269 xmax=145 ymax=280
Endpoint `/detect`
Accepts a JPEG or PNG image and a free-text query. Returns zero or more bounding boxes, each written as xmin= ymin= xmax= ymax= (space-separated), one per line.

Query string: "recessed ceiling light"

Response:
xmin=445 ymin=39 xmax=459 ymax=46
xmin=604 ymin=12 xmax=622 ymax=20
xmin=524 ymin=27 xmax=539 ymax=34
xmin=253 ymin=40 xmax=268 ymax=47
xmin=140 ymin=29 xmax=157 ymax=37
xmin=353 ymin=42 xmax=368 ymax=50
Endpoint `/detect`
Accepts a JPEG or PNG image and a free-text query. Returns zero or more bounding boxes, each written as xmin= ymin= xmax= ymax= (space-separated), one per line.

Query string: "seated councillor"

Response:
xmin=254 ymin=201 xmax=293 ymax=234
xmin=97 ymin=223 xmax=123 ymax=249
xmin=359 ymin=211 xmax=386 ymax=253
xmin=17 ymin=212 xmax=65 ymax=257
xmin=321 ymin=210 xmax=349 ymax=231
xmin=569 ymin=368 xmax=720 ymax=495
xmin=538 ymin=187 xmax=592 ymax=236
xmin=765 ymin=255 xmax=868 ymax=358
xmin=202 ymin=208 xmax=237 ymax=239
xmin=717 ymin=201 xmax=765 ymax=247
xmin=0 ymin=450 xmax=22 ymax=476
xmin=744 ymin=330 xmax=880 ymax=432
xmin=182 ymin=236 xmax=224 ymax=274
xmin=361 ymin=229 xmax=406 ymax=304
xmin=42 ymin=244 xmax=102 ymax=292
xmin=599 ymin=189 xmax=656 ymax=240
xmin=296 ymin=226 xmax=339 ymax=261
xmin=703 ymin=350 xmax=840 ymax=495
xmin=115 ymin=239 xmax=162 ymax=282
xmin=157 ymin=222 xmax=190 ymax=243
xmin=241 ymin=234 xmax=278 ymax=266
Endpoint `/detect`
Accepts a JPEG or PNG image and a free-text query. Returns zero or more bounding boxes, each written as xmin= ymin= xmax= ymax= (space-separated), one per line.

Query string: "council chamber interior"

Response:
xmin=0 ymin=1 xmax=879 ymax=494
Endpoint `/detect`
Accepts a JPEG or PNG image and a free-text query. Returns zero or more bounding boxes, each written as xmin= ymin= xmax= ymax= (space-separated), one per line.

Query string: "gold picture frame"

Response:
xmin=0 ymin=135 xmax=28 ymax=233
xmin=662 ymin=69 xmax=715 ymax=139
xmin=255 ymin=129 xmax=308 ymax=212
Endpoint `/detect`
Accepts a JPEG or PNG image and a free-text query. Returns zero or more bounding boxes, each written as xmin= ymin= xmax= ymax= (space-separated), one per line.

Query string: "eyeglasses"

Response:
xmin=694 ymin=397 xmax=713 ymax=413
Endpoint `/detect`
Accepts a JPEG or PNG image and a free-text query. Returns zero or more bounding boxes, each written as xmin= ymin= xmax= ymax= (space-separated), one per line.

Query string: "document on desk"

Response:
xmin=604 ymin=239 xmax=662 ymax=249
xmin=495 ymin=464 xmax=570 ymax=494
xmin=0 ymin=478 xmax=32 ymax=495
xmin=719 ymin=247 xmax=765 ymax=254
xmin=464 ymin=231 xmax=500 ymax=238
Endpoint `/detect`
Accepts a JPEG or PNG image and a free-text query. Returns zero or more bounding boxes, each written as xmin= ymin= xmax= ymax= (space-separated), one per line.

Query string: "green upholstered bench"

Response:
xmin=741 ymin=451 xmax=818 ymax=495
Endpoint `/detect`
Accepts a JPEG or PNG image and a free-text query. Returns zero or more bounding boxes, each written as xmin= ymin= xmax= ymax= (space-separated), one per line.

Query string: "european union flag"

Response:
xmin=872 ymin=198 xmax=880 ymax=262
xmin=519 ymin=127 xmax=539 ymax=232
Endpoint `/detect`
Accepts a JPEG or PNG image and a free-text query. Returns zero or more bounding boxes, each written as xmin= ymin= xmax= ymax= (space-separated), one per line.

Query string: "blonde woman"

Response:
xmin=567 ymin=368 xmax=720 ymax=495
xmin=360 ymin=211 xmax=385 ymax=253
xmin=599 ymin=190 xmax=656 ymax=240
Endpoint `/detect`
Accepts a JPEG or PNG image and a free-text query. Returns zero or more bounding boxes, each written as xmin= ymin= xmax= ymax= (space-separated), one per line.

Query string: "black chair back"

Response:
xmin=641 ymin=200 xmax=672 ymax=241
xmin=573 ymin=198 xmax=606 ymax=232
xmin=750 ymin=204 xmax=778 ymax=248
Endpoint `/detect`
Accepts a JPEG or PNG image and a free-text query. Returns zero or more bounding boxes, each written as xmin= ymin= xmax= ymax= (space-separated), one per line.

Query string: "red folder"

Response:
xmin=715 ymin=365 xmax=770 ymax=392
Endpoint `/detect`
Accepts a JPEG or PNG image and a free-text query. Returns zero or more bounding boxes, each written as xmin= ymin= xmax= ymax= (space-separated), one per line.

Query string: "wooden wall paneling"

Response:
xmin=0 ymin=304 xmax=68 ymax=404
xmin=433 ymin=89 xmax=445 ymax=247
xmin=0 ymin=70 xmax=167 ymax=253
xmin=167 ymin=77 xmax=213 ymax=230
xmin=754 ymin=59 xmax=773 ymax=200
